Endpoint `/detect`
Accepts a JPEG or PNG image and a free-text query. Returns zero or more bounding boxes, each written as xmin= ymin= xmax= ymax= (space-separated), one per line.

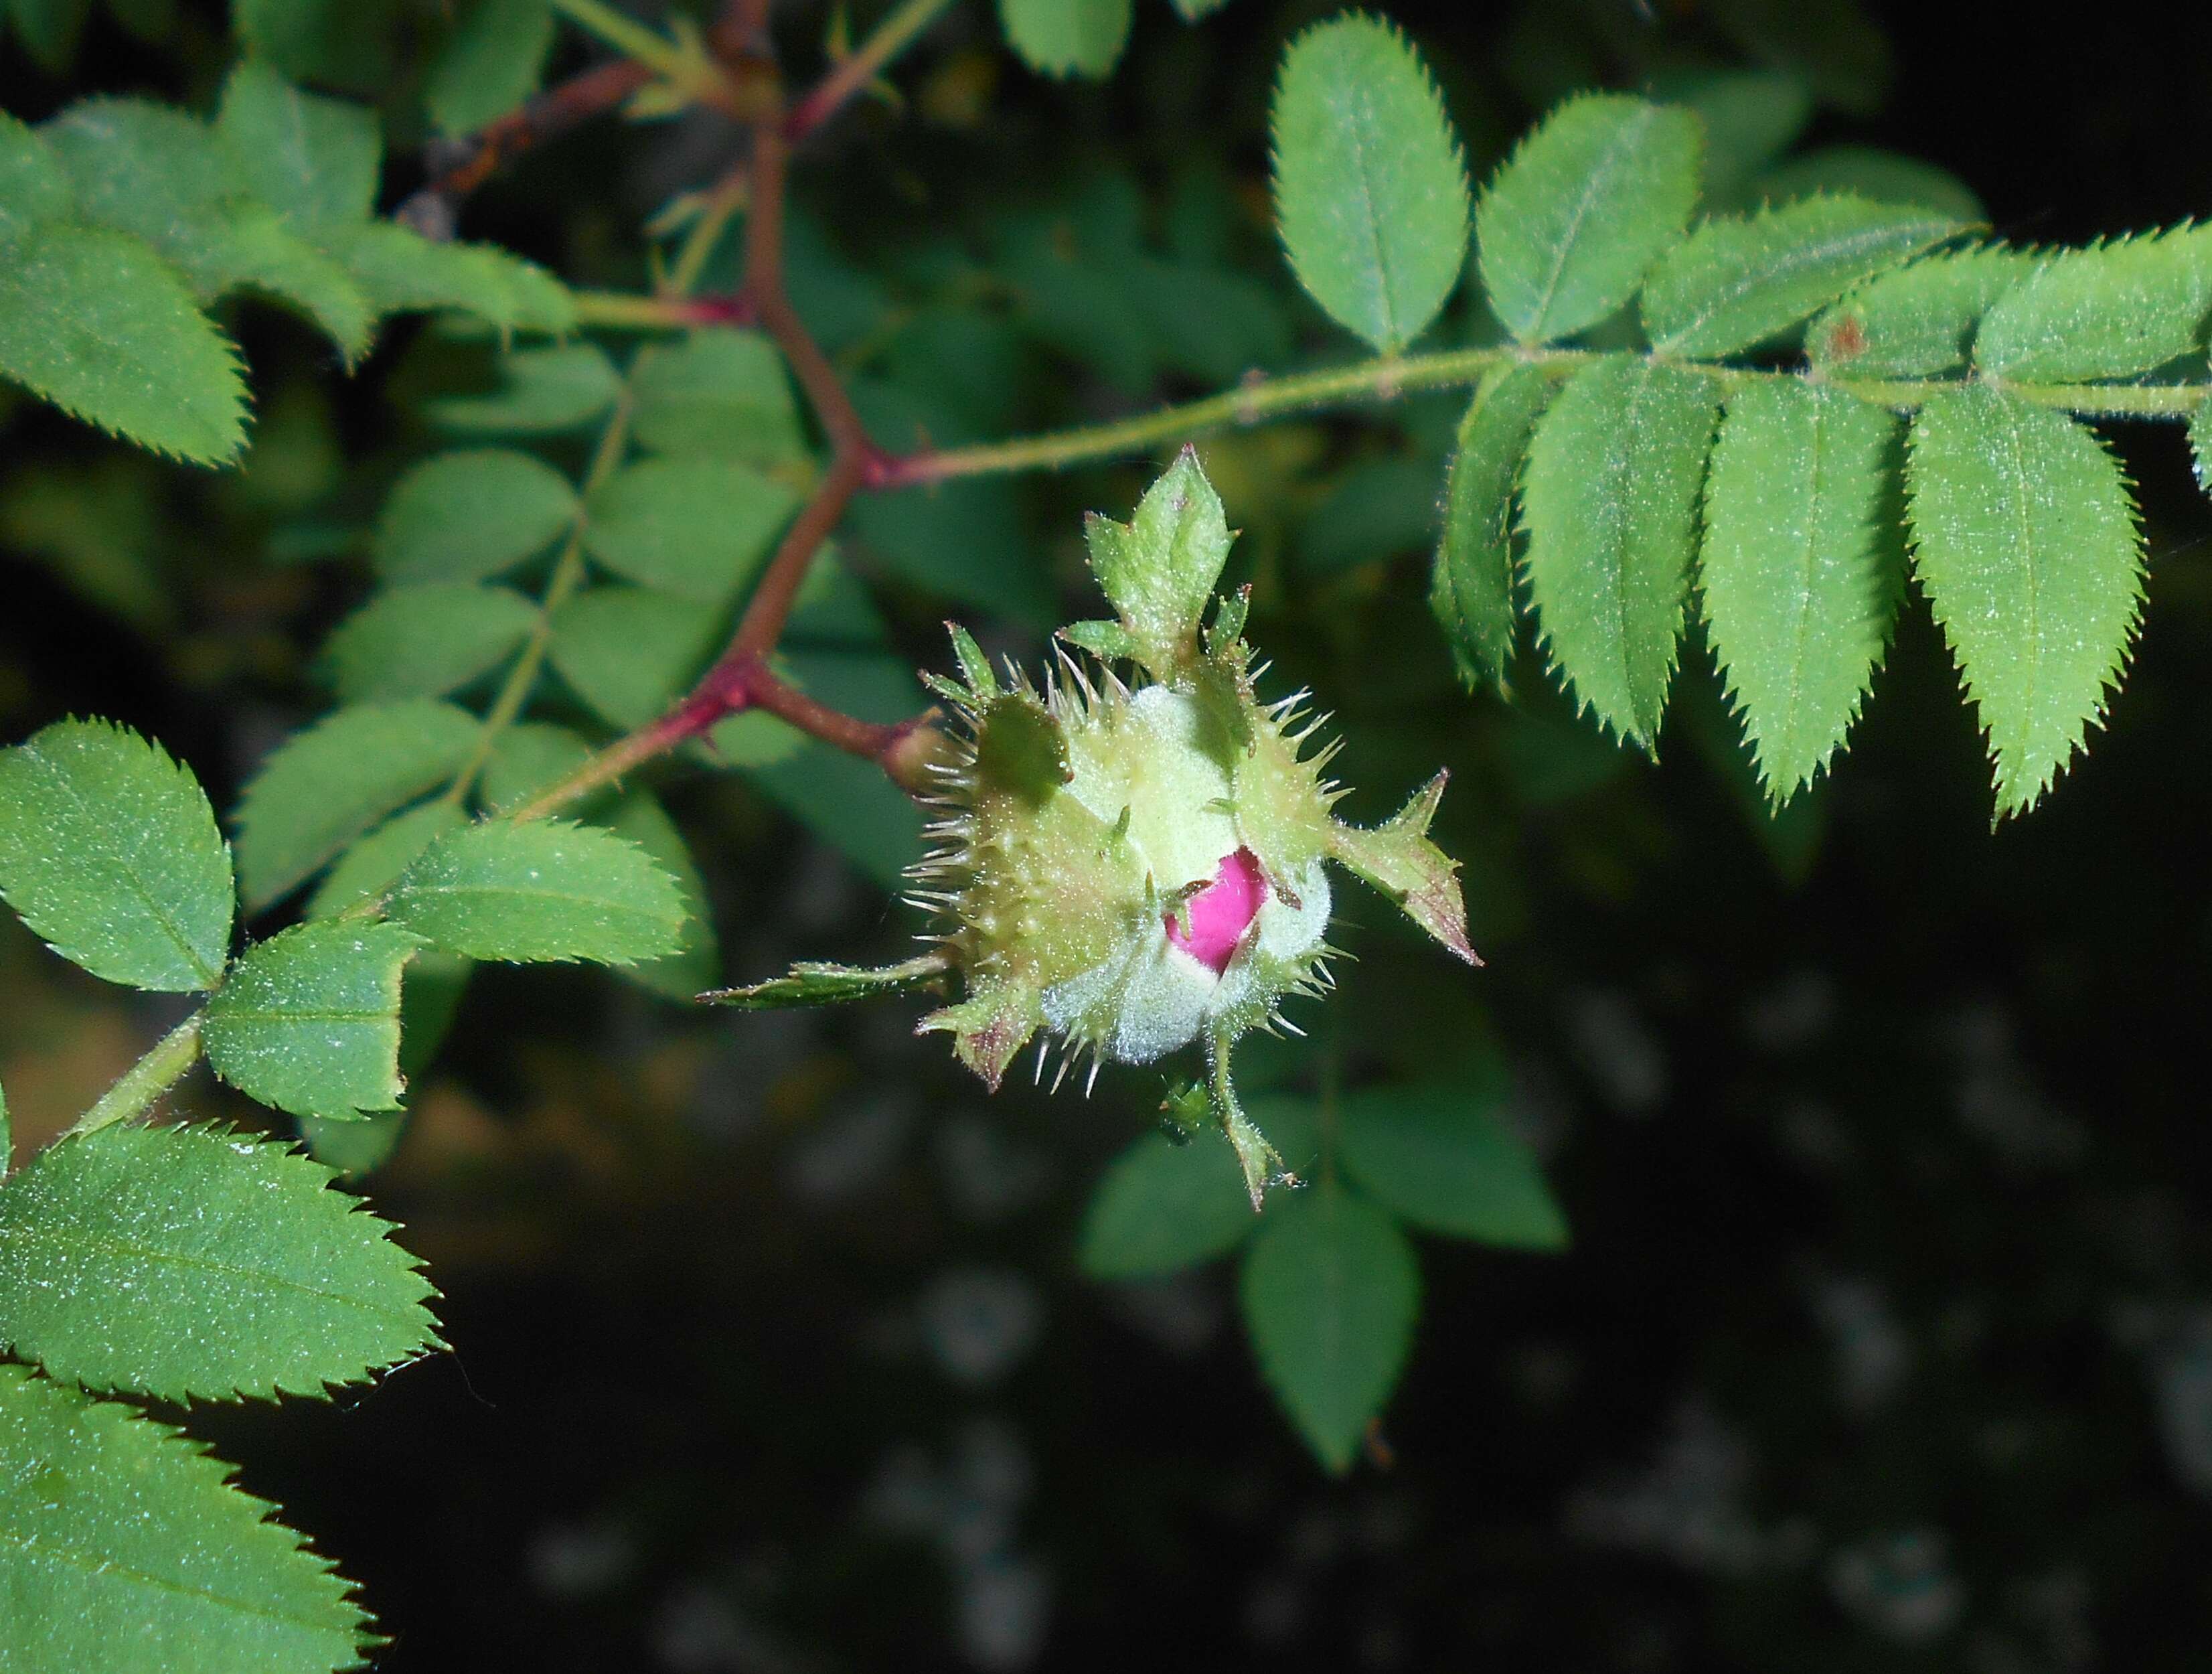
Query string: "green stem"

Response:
xmin=547 ymin=0 xmax=693 ymax=77
xmin=785 ymin=0 xmax=961 ymax=138
xmin=69 ymin=1016 xmax=202 ymax=1138
xmin=442 ymin=388 xmax=637 ymax=807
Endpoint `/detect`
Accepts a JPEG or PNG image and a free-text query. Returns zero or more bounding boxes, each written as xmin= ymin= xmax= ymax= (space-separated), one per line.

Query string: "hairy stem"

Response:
xmin=785 ymin=0 xmax=961 ymax=139
xmin=69 ymin=1016 xmax=203 ymax=1138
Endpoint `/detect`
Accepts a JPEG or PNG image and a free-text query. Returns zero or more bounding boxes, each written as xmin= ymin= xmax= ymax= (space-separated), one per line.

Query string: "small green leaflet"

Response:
xmin=629 ymin=329 xmax=806 ymax=465
xmin=0 ymin=222 xmax=246 ymax=463
xmin=1641 ymin=195 xmax=1966 ymax=358
xmin=0 ymin=1120 xmax=438 ymax=1399
xmin=1078 ymin=1127 xmax=1257 ymax=1278
xmin=215 ymin=58 xmax=378 ymax=232
xmin=1429 ymin=363 xmax=1553 ymax=694
xmin=373 ymin=448 xmax=580 ymax=584
xmin=1082 ymin=446 xmax=1231 ymax=673
xmin=384 ymin=819 xmax=687 ymax=966
xmin=1271 ymin=15 xmax=1469 ymax=355
xmin=307 ymin=800 xmax=467 ymax=919
xmin=1701 ymin=382 xmax=1902 ymax=801
xmin=998 ymin=0 xmax=1131 ymax=78
xmin=323 ymin=581 xmax=538 ymax=703
xmin=202 ymin=921 xmax=419 ymax=1121
xmin=549 ymin=585 xmax=724 ymax=730
xmin=0 ymin=719 xmax=233 ymax=992
xmin=0 ymin=1366 xmax=372 ymax=1673
xmin=429 ymin=342 xmax=623 ymax=436
xmin=234 ymin=699 xmax=482 ymax=909
xmin=1807 ymin=244 xmax=2038 ymax=378
xmin=1240 ymin=1180 xmax=1419 ymax=1473
xmin=1907 ymin=388 xmax=2144 ymax=816
xmin=1336 ymin=1081 xmax=1568 ymax=1247
xmin=582 ymin=457 xmax=799 ymax=605
xmin=479 ymin=721 xmax=596 ymax=813
xmin=424 ymin=0 xmax=557 ymax=135
xmin=1521 ymin=356 xmax=1719 ymax=752
xmin=1975 ymin=227 xmax=2212 ymax=382
xmin=1476 ymin=93 xmax=1702 ymax=345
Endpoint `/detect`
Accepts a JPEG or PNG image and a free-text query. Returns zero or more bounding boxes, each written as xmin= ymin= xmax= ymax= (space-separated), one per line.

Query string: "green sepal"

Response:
xmin=1081 ymin=445 xmax=1231 ymax=675
xmin=1327 ymin=771 xmax=1477 ymax=966
xmin=918 ymin=978 xmax=1044 ymax=1093
xmin=947 ymin=623 xmax=1002 ymax=698
xmin=973 ymin=692 xmax=1072 ymax=806
xmin=1056 ymin=619 xmax=1141 ymax=662
xmin=700 ymin=952 xmax=950 ymax=1010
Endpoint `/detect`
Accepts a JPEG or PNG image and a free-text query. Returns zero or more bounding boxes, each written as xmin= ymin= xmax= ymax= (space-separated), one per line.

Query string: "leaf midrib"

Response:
xmin=1522 ymin=106 xmax=1653 ymax=341
xmin=0 ymin=1221 xmax=425 ymax=1326
xmin=0 ymin=1523 xmax=358 ymax=1638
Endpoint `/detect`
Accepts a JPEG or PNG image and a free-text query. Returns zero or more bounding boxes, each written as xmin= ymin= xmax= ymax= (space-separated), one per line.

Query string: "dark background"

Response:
xmin=6 ymin=1 xmax=2212 ymax=1668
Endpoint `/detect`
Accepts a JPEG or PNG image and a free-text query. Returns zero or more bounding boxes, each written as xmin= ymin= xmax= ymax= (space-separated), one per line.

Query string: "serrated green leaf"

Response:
xmin=548 ymin=585 xmax=723 ymax=729
xmin=1337 ymin=1079 xmax=1567 ymax=1247
xmin=428 ymin=342 xmax=622 ymax=435
xmin=203 ymin=921 xmax=419 ymax=1120
xmin=1271 ymin=15 xmax=1468 ymax=354
xmin=0 ymin=719 xmax=232 ymax=991
xmin=305 ymin=800 xmax=467 ymax=918
xmin=214 ymin=59 xmax=378 ymax=232
xmin=1476 ymin=93 xmax=1702 ymax=344
xmin=605 ymin=792 xmax=718 ymax=1000
xmin=1974 ymin=228 xmax=2212 ymax=383
xmin=582 ymin=457 xmax=797 ymax=605
xmin=330 ymin=219 xmax=574 ymax=335
xmin=384 ymin=819 xmax=686 ymax=965
xmin=0 ymin=1365 xmax=372 ymax=1670
xmin=1807 ymin=244 xmax=2038 ymax=378
xmin=1642 ymin=194 xmax=1965 ymax=358
xmin=323 ymin=581 xmax=538 ymax=703
xmin=0 ymin=1119 xmax=437 ymax=1397
xmin=42 ymin=97 xmax=375 ymax=357
xmin=234 ymin=700 xmax=483 ymax=909
xmin=372 ymin=447 xmax=578 ymax=583
xmin=0 ymin=222 xmax=245 ymax=463
xmin=1430 ymin=362 xmax=1553 ymax=694
xmin=1239 ymin=1179 xmax=1418 ymax=1473
xmin=1522 ymin=356 xmax=1718 ymax=751
xmin=630 ymin=329 xmax=805 ymax=465
xmin=1701 ymin=382 xmax=1901 ymax=800
xmin=702 ymin=952 xmax=949 ymax=1009
xmin=0 ymin=112 xmax=76 ymax=247
xmin=1907 ymin=387 xmax=2143 ymax=816
xmin=425 ymin=0 xmax=555 ymax=135
xmin=1079 ymin=1126 xmax=1256 ymax=1278
xmin=1083 ymin=447 xmax=1231 ymax=673
xmin=1749 ymin=145 xmax=1984 ymax=220
xmin=998 ymin=0 xmax=1129 ymax=78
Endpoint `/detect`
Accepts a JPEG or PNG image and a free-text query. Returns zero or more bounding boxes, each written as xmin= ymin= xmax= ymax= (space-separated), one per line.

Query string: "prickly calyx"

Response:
xmin=707 ymin=449 xmax=1476 ymax=1206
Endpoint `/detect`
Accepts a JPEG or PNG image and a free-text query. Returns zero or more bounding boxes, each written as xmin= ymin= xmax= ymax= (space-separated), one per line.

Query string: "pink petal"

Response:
xmin=1166 ymin=847 xmax=1267 ymax=974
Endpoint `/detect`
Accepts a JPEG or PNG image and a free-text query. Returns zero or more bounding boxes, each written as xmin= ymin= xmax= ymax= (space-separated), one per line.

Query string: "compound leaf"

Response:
xmin=1642 ymin=194 xmax=1965 ymax=358
xmin=629 ymin=329 xmax=805 ymax=464
xmin=1907 ymin=386 xmax=2144 ymax=816
xmin=323 ymin=581 xmax=538 ymax=703
xmin=0 ymin=1120 xmax=437 ymax=1398
xmin=384 ymin=818 xmax=687 ymax=966
xmin=1701 ymin=382 xmax=1901 ymax=800
xmin=0 ymin=719 xmax=232 ymax=991
xmin=202 ymin=921 xmax=420 ymax=1121
xmin=234 ymin=700 xmax=481 ymax=909
xmin=1337 ymin=1080 xmax=1567 ymax=1247
xmin=0 ymin=1365 xmax=372 ymax=1671
xmin=1476 ymin=92 xmax=1701 ymax=344
xmin=1271 ymin=14 xmax=1469 ymax=354
xmin=1522 ymin=356 xmax=1719 ymax=751
xmin=1239 ymin=1179 xmax=1419 ymax=1473
xmin=1429 ymin=362 xmax=1553 ymax=694
xmin=372 ymin=447 xmax=578 ymax=584
xmin=1975 ymin=227 xmax=2212 ymax=382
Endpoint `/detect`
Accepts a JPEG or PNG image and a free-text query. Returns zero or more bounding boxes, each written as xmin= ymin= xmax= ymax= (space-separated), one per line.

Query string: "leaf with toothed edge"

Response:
xmin=0 ymin=1365 xmax=376 ymax=1671
xmin=1429 ymin=363 xmax=1555 ymax=696
xmin=383 ymin=819 xmax=688 ymax=966
xmin=1975 ymin=226 xmax=2212 ymax=383
xmin=702 ymin=954 xmax=952 ymax=1009
xmin=1082 ymin=447 xmax=1233 ymax=676
xmin=0 ymin=1120 xmax=439 ymax=1401
xmin=202 ymin=921 xmax=420 ymax=1122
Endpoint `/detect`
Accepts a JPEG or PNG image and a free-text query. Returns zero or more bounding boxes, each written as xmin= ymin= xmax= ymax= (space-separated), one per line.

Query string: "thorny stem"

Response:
xmin=785 ymin=0 xmax=961 ymax=139
xmin=68 ymin=1016 xmax=203 ymax=1138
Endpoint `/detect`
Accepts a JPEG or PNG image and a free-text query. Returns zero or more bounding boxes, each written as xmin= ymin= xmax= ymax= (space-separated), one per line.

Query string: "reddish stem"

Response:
xmin=404 ymin=60 xmax=655 ymax=226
